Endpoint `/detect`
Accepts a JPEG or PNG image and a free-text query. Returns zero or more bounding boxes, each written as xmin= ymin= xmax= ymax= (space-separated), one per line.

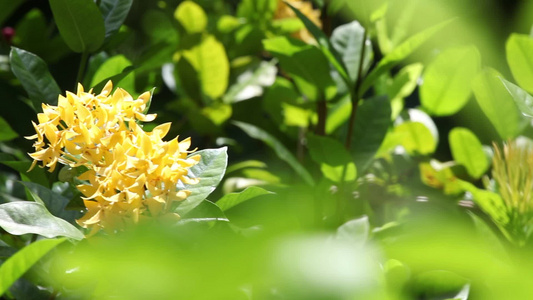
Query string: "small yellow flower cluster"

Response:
xmin=274 ymin=0 xmax=322 ymax=44
xmin=27 ymin=81 xmax=200 ymax=235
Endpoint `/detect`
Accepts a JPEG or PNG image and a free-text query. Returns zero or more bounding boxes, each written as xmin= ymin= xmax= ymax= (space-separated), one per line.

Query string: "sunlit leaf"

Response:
xmin=224 ymin=59 xmax=277 ymax=103
xmin=49 ymin=0 xmax=105 ymax=53
xmin=9 ymin=47 xmax=61 ymax=109
xmin=0 ymin=238 xmax=66 ymax=296
xmin=421 ymin=46 xmax=481 ymax=116
xmin=217 ymin=186 xmax=274 ymax=211
xmin=233 ymin=121 xmax=315 ymax=185
xmin=174 ymin=0 xmax=207 ymax=34
xmin=501 ymin=78 xmax=533 ymax=118
xmin=0 ymin=202 xmax=83 ymax=240
xmin=307 ymin=134 xmax=357 ymax=182
xmin=506 ymin=33 xmax=533 ymax=94
xmin=90 ymin=54 xmax=135 ymax=93
xmin=472 ymin=68 xmax=526 ymax=139
xmin=449 ymin=127 xmax=489 ymax=179
xmin=175 ymin=148 xmax=228 ymax=216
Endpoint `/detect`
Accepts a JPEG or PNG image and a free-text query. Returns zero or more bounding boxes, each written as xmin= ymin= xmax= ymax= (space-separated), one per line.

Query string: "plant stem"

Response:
xmin=316 ymin=100 xmax=327 ymax=135
xmin=76 ymin=52 xmax=89 ymax=87
xmin=345 ymin=29 xmax=368 ymax=149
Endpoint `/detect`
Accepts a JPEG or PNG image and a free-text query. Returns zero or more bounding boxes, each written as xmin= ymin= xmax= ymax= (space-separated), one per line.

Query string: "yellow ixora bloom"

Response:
xmin=26 ymin=81 xmax=200 ymax=236
xmin=274 ymin=0 xmax=322 ymax=44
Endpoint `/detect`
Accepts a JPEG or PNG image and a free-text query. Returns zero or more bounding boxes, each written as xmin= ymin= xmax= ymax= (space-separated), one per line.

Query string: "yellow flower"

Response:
xmin=274 ymin=0 xmax=322 ymax=44
xmin=27 ymin=81 xmax=200 ymax=236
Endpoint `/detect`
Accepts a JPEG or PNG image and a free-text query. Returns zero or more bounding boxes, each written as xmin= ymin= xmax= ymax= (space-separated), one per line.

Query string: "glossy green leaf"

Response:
xmin=360 ymin=19 xmax=452 ymax=96
xmin=387 ymin=63 xmax=423 ymax=100
xmin=421 ymin=46 xmax=481 ymax=116
xmin=331 ymin=21 xmax=373 ymax=85
xmin=285 ymin=2 xmax=350 ymax=85
xmin=449 ymin=127 xmax=489 ymax=179
xmin=182 ymin=35 xmax=229 ymax=99
xmin=351 ymin=96 xmax=392 ymax=171
xmin=183 ymin=200 xmax=227 ymax=220
xmin=99 ymin=0 xmax=133 ymax=39
xmin=49 ymin=0 xmax=105 ymax=53
xmin=0 ymin=117 xmax=18 ymax=142
xmin=0 ymin=202 xmax=84 ymax=240
xmin=263 ymin=37 xmax=335 ymax=101
xmin=0 ymin=238 xmax=66 ymax=296
xmin=307 ymin=134 xmax=357 ymax=182
xmin=175 ymin=148 xmax=228 ymax=216
xmin=506 ymin=34 xmax=533 ymax=94
xmin=90 ymin=54 xmax=135 ymax=93
xmin=233 ymin=121 xmax=314 ymax=185
xmin=501 ymin=77 xmax=533 ymax=118
xmin=472 ymin=68 xmax=525 ymax=139
xmin=217 ymin=186 xmax=274 ymax=211
xmin=174 ymin=0 xmax=207 ymax=33
xmin=9 ymin=47 xmax=61 ymax=109
xmin=19 ymin=182 xmax=81 ymax=222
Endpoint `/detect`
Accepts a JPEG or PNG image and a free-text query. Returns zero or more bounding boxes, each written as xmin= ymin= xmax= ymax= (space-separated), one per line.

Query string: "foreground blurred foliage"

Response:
xmin=1 ymin=0 xmax=533 ymax=299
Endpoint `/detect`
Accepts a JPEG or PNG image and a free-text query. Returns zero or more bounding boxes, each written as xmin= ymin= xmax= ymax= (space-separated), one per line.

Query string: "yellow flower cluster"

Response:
xmin=27 ymin=82 xmax=200 ymax=235
xmin=274 ymin=0 xmax=322 ymax=44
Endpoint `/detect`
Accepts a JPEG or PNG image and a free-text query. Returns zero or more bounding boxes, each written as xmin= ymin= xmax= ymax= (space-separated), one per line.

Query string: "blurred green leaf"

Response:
xmin=0 ymin=117 xmax=18 ymax=142
xmin=217 ymin=186 xmax=274 ymax=211
xmin=285 ymin=2 xmax=350 ymax=85
xmin=413 ymin=270 xmax=469 ymax=299
xmin=9 ymin=47 xmax=61 ymax=109
xmin=182 ymin=35 xmax=229 ymax=99
xmin=49 ymin=0 xmax=105 ymax=53
xmin=0 ymin=160 xmax=49 ymax=189
xmin=506 ymin=34 xmax=533 ymax=94
xmin=388 ymin=63 xmax=423 ymax=119
xmin=263 ymin=37 xmax=335 ymax=101
xmin=381 ymin=121 xmax=437 ymax=156
xmin=336 ymin=215 xmax=369 ymax=245
xmin=202 ymin=102 xmax=232 ymax=125
xmin=175 ymin=148 xmax=228 ymax=216
xmin=183 ymin=200 xmax=226 ymax=220
xmin=141 ymin=10 xmax=179 ymax=44
xmin=351 ymin=96 xmax=391 ymax=171
xmin=226 ymin=160 xmax=267 ymax=174
xmin=92 ymin=66 xmax=135 ymax=93
xmin=421 ymin=46 xmax=481 ymax=116
xmin=223 ymin=59 xmax=277 ymax=103
xmin=0 ymin=202 xmax=83 ymax=240
xmin=233 ymin=121 xmax=315 ymax=185
xmin=449 ymin=127 xmax=489 ymax=179
xmin=331 ymin=21 xmax=373 ymax=86
xmin=360 ymin=19 xmax=452 ymax=96
xmin=307 ymin=134 xmax=357 ymax=182
xmin=174 ymin=0 xmax=207 ymax=34
xmin=501 ymin=78 xmax=533 ymax=118
xmin=98 ymin=0 xmax=133 ymax=39
xmin=90 ymin=54 xmax=135 ymax=93
xmin=326 ymin=95 xmax=350 ymax=134
xmin=472 ymin=68 xmax=526 ymax=139
xmin=0 ymin=238 xmax=66 ymax=297
xmin=460 ymin=180 xmax=509 ymax=227
xmin=0 ymin=0 xmax=24 ymax=25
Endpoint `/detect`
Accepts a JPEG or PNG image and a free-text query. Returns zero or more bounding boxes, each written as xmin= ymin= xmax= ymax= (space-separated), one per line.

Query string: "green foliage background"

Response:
xmin=0 ymin=0 xmax=533 ymax=299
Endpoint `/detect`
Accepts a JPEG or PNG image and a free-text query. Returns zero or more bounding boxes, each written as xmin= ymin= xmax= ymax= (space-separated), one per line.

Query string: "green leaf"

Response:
xmin=307 ymin=134 xmax=357 ymax=182
xmin=421 ymin=46 xmax=481 ymax=116
xmin=233 ymin=121 xmax=315 ymax=185
xmin=472 ymin=68 xmax=526 ymax=139
xmin=19 ymin=182 xmax=81 ymax=222
xmin=99 ymin=0 xmax=133 ymax=39
xmin=351 ymin=96 xmax=391 ymax=171
xmin=217 ymin=186 xmax=274 ymax=211
xmin=182 ymin=35 xmax=229 ymax=99
xmin=9 ymin=47 xmax=61 ymax=109
xmin=90 ymin=54 xmax=135 ymax=93
xmin=285 ymin=2 xmax=350 ymax=85
xmin=331 ymin=21 xmax=373 ymax=85
xmin=388 ymin=63 xmax=423 ymax=119
xmin=0 ymin=117 xmax=18 ymax=142
xmin=506 ymin=34 xmax=533 ymax=94
xmin=263 ymin=37 xmax=335 ymax=101
xmin=0 ymin=0 xmax=24 ymax=25
xmin=0 ymin=160 xmax=49 ymax=189
xmin=49 ymin=0 xmax=105 ymax=53
xmin=183 ymin=200 xmax=227 ymax=220
xmin=360 ymin=19 xmax=453 ymax=96
xmin=0 ymin=238 xmax=66 ymax=296
xmin=91 ymin=66 xmax=135 ymax=93
xmin=383 ymin=122 xmax=437 ymax=155
xmin=0 ymin=202 xmax=84 ymax=240
xmin=326 ymin=95 xmax=351 ymax=134
xmin=174 ymin=0 xmax=207 ymax=34
xmin=449 ymin=127 xmax=489 ymax=179
xmin=460 ymin=180 xmax=509 ymax=226
xmin=175 ymin=148 xmax=228 ymax=216
xmin=501 ymin=78 xmax=533 ymax=118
